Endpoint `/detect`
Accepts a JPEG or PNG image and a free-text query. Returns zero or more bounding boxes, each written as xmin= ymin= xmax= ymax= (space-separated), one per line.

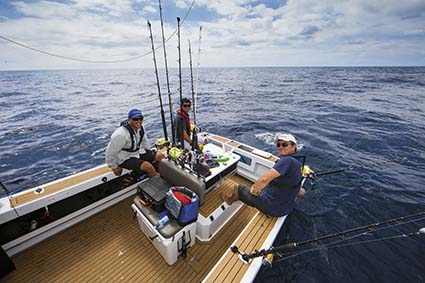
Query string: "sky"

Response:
xmin=0 ymin=0 xmax=425 ymax=70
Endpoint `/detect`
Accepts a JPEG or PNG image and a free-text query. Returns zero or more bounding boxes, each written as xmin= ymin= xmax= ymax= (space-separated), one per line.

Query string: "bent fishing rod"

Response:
xmin=159 ymin=0 xmax=175 ymax=145
xmin=188 ymin=40 xmax=198 ymax=151
xmin=231 ymin=211 xmax=425 ymax=263
xmin=148 ymin=21 xmax=168 ymax=142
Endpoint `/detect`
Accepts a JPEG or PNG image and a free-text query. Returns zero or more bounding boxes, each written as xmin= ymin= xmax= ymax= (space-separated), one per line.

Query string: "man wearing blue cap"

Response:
xmin=106 ymin=109 xmax=164 ymax=177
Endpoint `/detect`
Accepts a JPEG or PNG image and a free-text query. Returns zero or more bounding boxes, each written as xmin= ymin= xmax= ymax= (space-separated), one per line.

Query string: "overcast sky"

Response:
xmin=1 ymin=0 xmax=424 ymax=70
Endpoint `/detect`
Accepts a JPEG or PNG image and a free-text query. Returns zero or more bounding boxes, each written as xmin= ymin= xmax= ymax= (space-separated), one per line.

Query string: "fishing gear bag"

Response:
xmin=165 ymin=186 xmax=199 ymax=225
xmin=137 ymin=176 xmax=170 ymax=212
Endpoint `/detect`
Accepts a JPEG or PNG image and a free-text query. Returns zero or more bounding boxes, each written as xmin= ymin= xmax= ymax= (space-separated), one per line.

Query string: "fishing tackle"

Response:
xmin=194 ymin=26 xmax=202 ymax=128
xmin=231 ymin=211 xmax=425 ymax=264
xmin=176 ymin=17 xmax=184 ymax=148
xmin=316 ymin=156 xmax=407 ymax=177
xmin=147 ymin=21 xmax=169 ymax=143
xmin=305 ymin=156 xmax=408 ymax=190
xmin=188 ymin=39 xmax=199 ymax=151
xmin=158 ymin=0 xmax=176 ymax=146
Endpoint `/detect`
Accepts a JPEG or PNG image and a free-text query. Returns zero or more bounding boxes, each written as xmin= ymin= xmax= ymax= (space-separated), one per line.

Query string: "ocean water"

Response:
xmin=1 ymin=67 xmax=425 ymax=282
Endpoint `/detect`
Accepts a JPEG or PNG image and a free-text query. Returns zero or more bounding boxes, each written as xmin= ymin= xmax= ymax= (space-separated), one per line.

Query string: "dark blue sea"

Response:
xmin=1 ymin=67 xmax=424 ymax=282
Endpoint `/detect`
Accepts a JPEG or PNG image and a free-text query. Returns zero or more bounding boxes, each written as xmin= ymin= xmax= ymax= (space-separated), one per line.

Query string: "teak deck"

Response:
xmin=3 ymin=175 xmax=280 ymax=283
xmin=9 ymin=165 xmax=111 ymax=207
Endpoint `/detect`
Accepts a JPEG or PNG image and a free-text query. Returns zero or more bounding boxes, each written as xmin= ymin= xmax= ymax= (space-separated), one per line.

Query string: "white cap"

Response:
xmin=275 ymin=133 xmax=297 ymax=145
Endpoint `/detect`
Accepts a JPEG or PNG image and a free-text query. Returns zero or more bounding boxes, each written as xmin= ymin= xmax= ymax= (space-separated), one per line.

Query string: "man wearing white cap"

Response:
xmin=222 ymin=133 xmax=304 ymax=217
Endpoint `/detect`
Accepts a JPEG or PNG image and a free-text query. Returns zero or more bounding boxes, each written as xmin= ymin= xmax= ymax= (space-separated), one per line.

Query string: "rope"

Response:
xmin=0 ymin=0 xmax=196 ymax=63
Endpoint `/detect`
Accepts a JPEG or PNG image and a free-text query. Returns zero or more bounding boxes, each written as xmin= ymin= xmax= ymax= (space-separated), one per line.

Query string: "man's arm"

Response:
xmin=105 ymin=132 xmax=126 ymax=171
xmin=140 ymin=130 xmax=150 ymax=150
xmin=250 ymin=168 xmax=280 ymax=196
xmin=183 ymin=131 xmax=192 ymax=145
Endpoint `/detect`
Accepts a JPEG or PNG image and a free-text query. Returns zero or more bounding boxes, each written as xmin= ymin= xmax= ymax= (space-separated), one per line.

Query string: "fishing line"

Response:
xmin=274 ymin=230 xmax=422 ymax=263
xmin=322 ymin=132 xmax=370 ymax=173
xmin=272 ymin=214 xmax=425 ymax=263
xmin=0 ymin=0 xmax=196 ymax=63
xmin=235 ymin=211 xmax=425 ymax=263
xmin=315 ymin=156 xmax=407 ymax=177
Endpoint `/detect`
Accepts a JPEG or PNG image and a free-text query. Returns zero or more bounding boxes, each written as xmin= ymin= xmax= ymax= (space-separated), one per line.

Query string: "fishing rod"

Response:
xmin=177 ymin=17 xmax=183 ymax=105
xmin=231 ymin=210 xmax=425 ymax=263
xmin=0 ymin=181 xmax=19 ymax=217
xmin=188 ymin=40 xmax=198 ymax=151
xmin=158 ymin=0 xmax=175 ymax=146
xmin=315 ymin=156 xmax=407 ymax=177
xmin=176 ymin=17 xmax=184 ymax=148
xmin=147 ymin=21 xmax=168 ymax=142
xmin=272 ymin=226 xmax=425 ymax=265
xmin=194 ymin=26 xmax=202 ymax=129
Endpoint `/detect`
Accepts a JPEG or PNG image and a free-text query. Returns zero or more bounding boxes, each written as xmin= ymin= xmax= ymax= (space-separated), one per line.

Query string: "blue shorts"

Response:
xmin=238 ymin=185 xmax=270 ymax=215
xmin=119 ymin=149 xmax=156 ymax=174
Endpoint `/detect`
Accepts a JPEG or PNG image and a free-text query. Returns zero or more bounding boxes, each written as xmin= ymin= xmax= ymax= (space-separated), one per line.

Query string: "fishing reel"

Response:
xmin=155 ymin=137 xmax=170 ymax=149
xmin=302 ymin=165 xmax=317 ymax=190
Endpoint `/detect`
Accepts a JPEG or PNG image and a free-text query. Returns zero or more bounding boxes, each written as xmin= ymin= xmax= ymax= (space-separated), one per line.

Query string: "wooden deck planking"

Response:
xmin=3 ymin=174 xmax=261 ymax=283
xmin=10 ymin=165 xmax=111 ymax=207
xmin=199 ymin=175 xmax=253 ymax=217
xmin=205 ymin=214 xmax=264 ymax=283
xmin=204 ymin=213 xmax=277 ymax=283
xmin=231 ymin=216 xmax=276 ymax=283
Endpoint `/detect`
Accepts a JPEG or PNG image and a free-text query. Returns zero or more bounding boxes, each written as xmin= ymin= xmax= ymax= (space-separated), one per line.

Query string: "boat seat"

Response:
xmin=133 ymin=196 xmax=184 ymax=238
xmin=158 ymin=159 xmax=206 ymax=205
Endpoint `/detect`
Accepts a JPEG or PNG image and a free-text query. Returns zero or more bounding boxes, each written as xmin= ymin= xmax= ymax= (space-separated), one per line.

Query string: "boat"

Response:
xmin=0 ymin=130 xmax=311 ymax=282
xmin=0 ymin=5 xmax=312 ymax=281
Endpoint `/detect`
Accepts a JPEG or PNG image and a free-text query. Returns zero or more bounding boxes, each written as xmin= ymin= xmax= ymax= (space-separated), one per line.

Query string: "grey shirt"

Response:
xmin=174 ymin=113 xmax=190 ymax=146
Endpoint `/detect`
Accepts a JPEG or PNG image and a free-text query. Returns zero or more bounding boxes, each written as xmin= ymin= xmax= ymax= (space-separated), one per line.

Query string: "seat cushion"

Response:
xmin=158 ymin=159 xmax=206 ymax=204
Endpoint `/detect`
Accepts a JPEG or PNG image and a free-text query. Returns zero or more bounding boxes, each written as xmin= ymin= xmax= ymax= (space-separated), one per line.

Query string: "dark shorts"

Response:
xmin=238 ymin=185 xmax=269 ymax=215
xmin=119 ymin=149 xmax=156 ymax=174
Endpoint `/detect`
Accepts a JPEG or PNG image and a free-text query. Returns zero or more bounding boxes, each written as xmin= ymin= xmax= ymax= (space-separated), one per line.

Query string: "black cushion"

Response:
xmin=158 ymin=159 xmax=206 ymax=204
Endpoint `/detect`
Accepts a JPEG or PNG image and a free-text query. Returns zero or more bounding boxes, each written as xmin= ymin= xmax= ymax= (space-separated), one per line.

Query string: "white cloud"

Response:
xmin=13 ymin=1 xmax=77 ymax=19
xmin=143 ymin=5 xmax=156 ymax=14
xmin=0 ymin=0 xmax=424 ymax=70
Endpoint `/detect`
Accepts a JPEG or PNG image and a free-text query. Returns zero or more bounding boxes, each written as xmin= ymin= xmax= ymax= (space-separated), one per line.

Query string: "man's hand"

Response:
xmin=298 ymin=188 xmax=306 ymax=197
xmin=112 ymin=167 xmax=123 ymax=176
xmin=250 ymin=185 xmax=261 ymax=196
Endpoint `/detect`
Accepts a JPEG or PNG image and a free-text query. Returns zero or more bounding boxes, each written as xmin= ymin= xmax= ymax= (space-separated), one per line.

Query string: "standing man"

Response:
xmin=106 ymin=109 xmax=164 ymax=177
xmin=175 ymin=98 xmax=193 ymax=150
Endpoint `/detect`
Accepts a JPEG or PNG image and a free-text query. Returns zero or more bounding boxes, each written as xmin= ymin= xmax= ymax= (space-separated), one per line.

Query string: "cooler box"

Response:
xmin=132 ymin=196 xmax=196 ymax=265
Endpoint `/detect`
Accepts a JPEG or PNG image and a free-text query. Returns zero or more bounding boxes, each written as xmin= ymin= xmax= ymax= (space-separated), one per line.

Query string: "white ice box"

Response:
xmin=132 ymin=196 xmax=196 ymax=265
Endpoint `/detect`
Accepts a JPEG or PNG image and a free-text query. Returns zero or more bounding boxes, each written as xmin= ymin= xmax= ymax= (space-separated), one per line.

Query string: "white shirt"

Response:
xmin=105 ymin=126 xmax=150 ymax=169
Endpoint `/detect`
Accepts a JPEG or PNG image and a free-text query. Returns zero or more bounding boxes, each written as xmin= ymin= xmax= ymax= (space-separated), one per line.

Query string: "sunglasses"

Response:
xmin=276 ymin=142 xmax=290 ymax=148
xmin=132 ymin=117 xmax=143 ymax=122
xmin=183 ymin=104 xmax=191 ymax=108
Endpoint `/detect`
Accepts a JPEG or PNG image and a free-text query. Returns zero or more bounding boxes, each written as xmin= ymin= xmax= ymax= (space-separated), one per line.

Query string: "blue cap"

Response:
xmin=128 ymin=109 xmax=144 ymax=119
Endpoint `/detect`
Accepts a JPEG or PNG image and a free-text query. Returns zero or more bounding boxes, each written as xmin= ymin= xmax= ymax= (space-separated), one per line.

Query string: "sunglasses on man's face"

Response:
xmin=132 ymin=117 xmax=143 ymax=122
xmin=276 ymin=142 xmax=290 ymax=148
xmin=183 ymin=104 xmax=191 ymax=108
